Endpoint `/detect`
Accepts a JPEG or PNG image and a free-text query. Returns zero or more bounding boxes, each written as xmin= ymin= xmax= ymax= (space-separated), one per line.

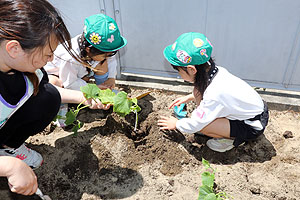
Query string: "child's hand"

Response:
xmin=158 ymin=116 xmax=178 ymax=130
xmin=96 ymin=78 xmax=115 ymax=90
xmin=102 ymin=78 xmax=115 ymax=89
xmin=97 ymin=84 xmax=110 ymax=90
xmin=169 ymin=94 xmax=195 ymax=109
xmin=84 ymin=97 xmax=111 ymax=110
xmin=6 ymin=158 xmax=38 ymax=195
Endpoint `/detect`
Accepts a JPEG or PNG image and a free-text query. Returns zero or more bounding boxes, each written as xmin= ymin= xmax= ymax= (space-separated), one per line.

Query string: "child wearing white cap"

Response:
xmin=44 ymin=14 xmax=127 ymax=91
xmin=158 ymin=32 xmax=269 ymax=152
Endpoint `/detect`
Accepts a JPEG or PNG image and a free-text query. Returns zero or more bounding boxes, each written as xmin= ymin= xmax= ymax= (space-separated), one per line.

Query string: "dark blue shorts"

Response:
xmin=230 ymin=101 xmax=269 ymax=147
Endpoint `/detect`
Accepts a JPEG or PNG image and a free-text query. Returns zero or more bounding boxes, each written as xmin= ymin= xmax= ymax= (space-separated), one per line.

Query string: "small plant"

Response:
xmin=58 ymin=84 xmax=141 ymax=134
xmin=198 ymin=158 xmax=231 ymax=200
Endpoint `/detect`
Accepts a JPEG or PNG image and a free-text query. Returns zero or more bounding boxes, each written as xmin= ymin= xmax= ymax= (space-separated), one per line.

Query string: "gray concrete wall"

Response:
xmin=49 ymin=0 xmax=300 ymax=92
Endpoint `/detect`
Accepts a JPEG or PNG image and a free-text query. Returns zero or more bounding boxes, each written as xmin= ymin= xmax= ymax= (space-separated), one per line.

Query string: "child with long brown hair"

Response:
xmin=0 ymin=0 xmax=109 ymax=195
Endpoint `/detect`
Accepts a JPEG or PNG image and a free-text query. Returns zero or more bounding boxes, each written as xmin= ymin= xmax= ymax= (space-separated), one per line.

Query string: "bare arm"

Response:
xmin=0 ymin=157 xmax=37 ymax=195
xmin=168 ymin=94 xmax=195 ymax=109
xmin=55 ymin=86 xmax=110 ymax=110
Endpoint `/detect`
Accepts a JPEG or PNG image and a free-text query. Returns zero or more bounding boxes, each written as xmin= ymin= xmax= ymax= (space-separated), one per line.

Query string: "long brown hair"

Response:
xmin=0 ymin=0 xmax=78 ymax=95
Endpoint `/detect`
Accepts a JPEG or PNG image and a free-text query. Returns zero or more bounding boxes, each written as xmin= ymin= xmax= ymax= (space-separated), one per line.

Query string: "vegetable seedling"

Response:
xmin=198 ymin=158 xmax=231 ymax=200
xmin=57 ymin=84 xmax=141 ymax=134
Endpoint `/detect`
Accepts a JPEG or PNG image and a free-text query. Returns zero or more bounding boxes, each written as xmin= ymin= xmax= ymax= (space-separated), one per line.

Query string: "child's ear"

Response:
xmin=85 ymin=47 xmax=90 ymax=53
xmin=187 ymin=65 xmax=197 ymax=75
xmin=5 ymin=40 xmax=23 ymax=58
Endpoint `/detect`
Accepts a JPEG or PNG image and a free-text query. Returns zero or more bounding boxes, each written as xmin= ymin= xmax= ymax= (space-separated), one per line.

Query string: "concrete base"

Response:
xmin=116 ymin=76 xmax=300 ymax=112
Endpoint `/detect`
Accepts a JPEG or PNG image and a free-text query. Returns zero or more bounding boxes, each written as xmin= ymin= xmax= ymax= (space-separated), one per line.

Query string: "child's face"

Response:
xmin=3 ymin=34 xmax=59 ymax=73
xmin=25 ymin=35 xmax=59 ymax=72
xmin=90 ymin=52 xmax=116 ymax=65
xmin=178 ymin=66 xmax=195 ymax=83
xmin=91 ymin=54 xmax=107 ymax=65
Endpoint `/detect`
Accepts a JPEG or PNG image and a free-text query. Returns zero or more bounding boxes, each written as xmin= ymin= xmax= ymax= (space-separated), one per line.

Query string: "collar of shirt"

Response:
xmin=207 ymin=65 xmax=218 ymax=85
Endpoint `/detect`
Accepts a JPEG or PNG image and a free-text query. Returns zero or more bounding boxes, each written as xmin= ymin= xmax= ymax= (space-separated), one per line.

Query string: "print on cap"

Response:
xmin=193 ymin=38 xmax=204 ymax=48
xmin=109 ymin=23 xmax=116 ymax=31
xmin=90 ymin=32 xmax=101 ymax=45
xmin=200 ymin=49 xmax=208 ymax=58
xmin=107 ymin=35 xmax=114 ymax=43
xmin=177 ymin=50 xmax=192 ymax=64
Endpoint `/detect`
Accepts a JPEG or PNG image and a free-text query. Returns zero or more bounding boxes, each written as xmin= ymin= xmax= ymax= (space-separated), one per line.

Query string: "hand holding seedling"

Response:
xmin=158 ymin=116 xmax=178 ymax=130
xmin=83 ymin=97 xmax=111 ymax=110
xmin=169 ymin=94 xmax=195 ymax=109
xmin=58 ymin=84 xmax=141 ymax=134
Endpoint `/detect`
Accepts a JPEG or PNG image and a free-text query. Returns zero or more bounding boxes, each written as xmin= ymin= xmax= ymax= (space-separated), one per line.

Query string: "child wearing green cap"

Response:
xmin=44 ymin=14 xmax=127 ymax=90
xmin=158 ymin=32 xmax=269 ymax=153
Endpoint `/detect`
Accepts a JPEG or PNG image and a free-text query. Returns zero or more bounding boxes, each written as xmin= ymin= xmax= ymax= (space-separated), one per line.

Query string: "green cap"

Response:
xmin=83 ymin=14 xmax=127 ymax=52
xmin=163 ymin=32 xmax=213 ymax=66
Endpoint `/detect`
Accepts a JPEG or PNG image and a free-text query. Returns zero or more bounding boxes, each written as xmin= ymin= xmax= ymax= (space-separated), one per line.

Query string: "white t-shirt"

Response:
xmin=44 ymin=34 xmax=117 ymax=91
xmin=176 ymin=66 xmax=264 ymax=134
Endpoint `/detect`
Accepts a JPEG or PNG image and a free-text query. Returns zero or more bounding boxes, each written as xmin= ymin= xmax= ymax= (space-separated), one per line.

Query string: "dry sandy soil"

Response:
xmin=0 ymin=86 xmax=299 ymax=200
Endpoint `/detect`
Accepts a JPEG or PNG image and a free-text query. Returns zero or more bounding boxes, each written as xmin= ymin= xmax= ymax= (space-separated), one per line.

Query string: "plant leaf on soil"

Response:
xmin=201 ymin=171 xmax=215 ymax=188
xmin=80 ymin=83 xmax=100 ymax=99
xmin=65 ymin=110 xmax=77 ymax=126
xmin=113 ymin=91 xmax=132 ymax=116
xmin=198 ymin=185 xmax=214 ymax=199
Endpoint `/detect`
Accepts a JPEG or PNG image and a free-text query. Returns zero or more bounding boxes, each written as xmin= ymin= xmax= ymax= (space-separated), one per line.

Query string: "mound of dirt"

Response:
xmin=0 ymin=86 xmax=299 ymax=200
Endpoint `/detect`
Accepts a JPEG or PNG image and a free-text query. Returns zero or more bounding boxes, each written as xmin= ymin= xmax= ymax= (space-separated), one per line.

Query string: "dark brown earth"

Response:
xmin=0 ymin=86 xmax=299 ymax=200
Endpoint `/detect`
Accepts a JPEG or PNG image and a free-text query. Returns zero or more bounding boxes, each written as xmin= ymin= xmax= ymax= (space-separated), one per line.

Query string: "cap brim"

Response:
xmin=100 ymin=36 xmax=128 ymax=52
xmin=163 ymin=45 xmax=182 ymax=66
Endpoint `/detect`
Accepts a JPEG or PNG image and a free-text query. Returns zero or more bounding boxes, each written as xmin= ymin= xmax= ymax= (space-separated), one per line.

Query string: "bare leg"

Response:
xmin=201 ymin=118 xmax=231 ymax=138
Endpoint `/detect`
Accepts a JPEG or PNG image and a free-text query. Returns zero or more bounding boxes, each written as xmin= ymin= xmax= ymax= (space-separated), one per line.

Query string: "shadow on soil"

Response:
xmin=163 ymin=130 xmax=276 ymax=165
xmin=0 ymin=127 xmax=144 ymax=200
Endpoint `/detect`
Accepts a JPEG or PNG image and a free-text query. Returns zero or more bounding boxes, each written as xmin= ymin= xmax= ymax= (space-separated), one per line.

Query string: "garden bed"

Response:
xmin=0 ymin=86 xmax=299 ymax=200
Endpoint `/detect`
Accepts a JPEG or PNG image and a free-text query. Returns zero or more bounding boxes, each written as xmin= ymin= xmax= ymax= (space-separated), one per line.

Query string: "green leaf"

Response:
xmin=198 ymin=185 xmax=214 ymax=200
xmin=131 ymin=104 xmax=141 ymax=113
xmin=72 ymin=121 xmax=84 ymax=135
xmin=98 ymin=89 xmax=116 ymax=104
xmin=204 ymin=193 xmax=218 ymax=200
xmin=77 ymin=84 xmax=142 ymax=134
xmin=113 ymin=91 xmax=132 ymax=116
xmin=80 ymin=84 xmax=100 ymax=99
xmin=54 ymin=115 xmax=64 ymax=121
xmin=202 ymin=158 xmax=210 ymax=169
xmin=131 ymin=97 xmax=138 ymax=105
xmin=216 ymin=192 xmax=230 ymax=200
xmin=201 ymin=171 xmax=215 ymax=188
xmin=64 ymin=110 xmax=77 ymax=125
xmin=72 ymin=124 xmax=80 ymax=135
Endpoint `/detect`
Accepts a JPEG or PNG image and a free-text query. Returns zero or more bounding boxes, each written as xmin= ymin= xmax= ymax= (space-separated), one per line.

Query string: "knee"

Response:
xmin=37 ymin=83 xmax=61 ymax=115
xmin=48 ymin=75 xmax=63 ymax=87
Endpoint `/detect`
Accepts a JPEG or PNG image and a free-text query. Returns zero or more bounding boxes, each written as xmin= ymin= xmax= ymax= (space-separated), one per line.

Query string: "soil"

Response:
xmin=0 ymin=86 xmax=300 ymax=200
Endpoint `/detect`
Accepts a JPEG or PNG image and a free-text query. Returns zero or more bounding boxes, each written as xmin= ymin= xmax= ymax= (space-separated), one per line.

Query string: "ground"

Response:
xmin=0 ymin=86 xmax=300 ymax=200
